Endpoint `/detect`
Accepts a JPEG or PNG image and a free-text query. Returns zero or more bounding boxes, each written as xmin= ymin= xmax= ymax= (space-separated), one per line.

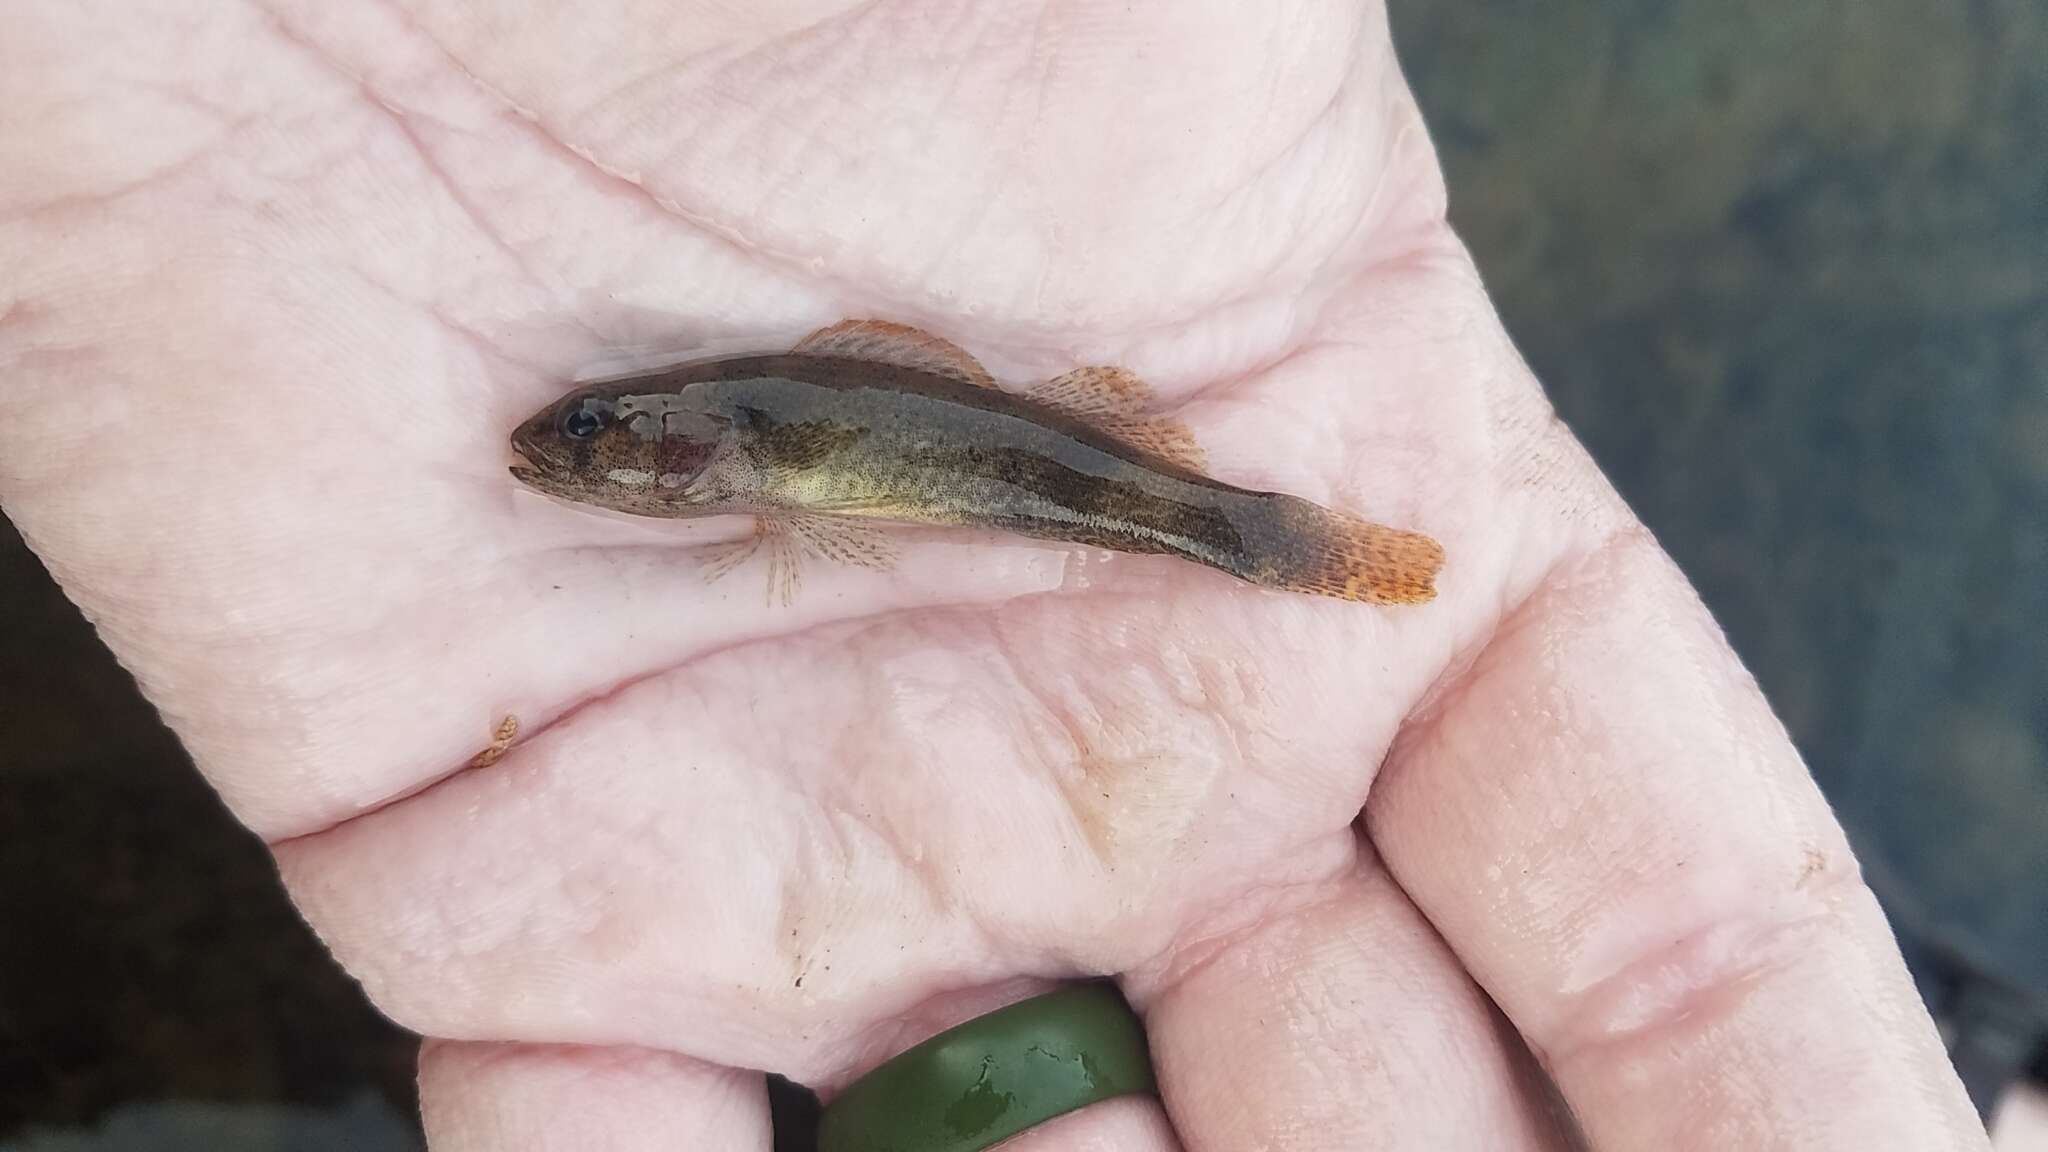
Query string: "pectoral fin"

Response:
xmin=699 ymin=510 xmax=899 ymax=606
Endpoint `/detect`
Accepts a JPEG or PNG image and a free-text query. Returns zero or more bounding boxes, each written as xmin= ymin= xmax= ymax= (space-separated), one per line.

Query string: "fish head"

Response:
xmin=509 ymin=384 xmax=729 ymax=516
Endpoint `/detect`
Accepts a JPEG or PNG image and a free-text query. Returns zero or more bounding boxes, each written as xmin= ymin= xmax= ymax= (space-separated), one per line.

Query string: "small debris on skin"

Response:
xmin=466 ymin=714 xmax=519 ymax=769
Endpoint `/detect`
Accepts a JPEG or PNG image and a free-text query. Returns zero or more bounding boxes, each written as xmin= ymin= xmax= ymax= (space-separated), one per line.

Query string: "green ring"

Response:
xmin=817 ymin=982 xmax=1157 ymax=1152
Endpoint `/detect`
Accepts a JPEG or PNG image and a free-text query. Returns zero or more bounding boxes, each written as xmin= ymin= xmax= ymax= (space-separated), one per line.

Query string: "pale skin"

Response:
xmin=0 ymin=1 xmax=1989 ymax=1148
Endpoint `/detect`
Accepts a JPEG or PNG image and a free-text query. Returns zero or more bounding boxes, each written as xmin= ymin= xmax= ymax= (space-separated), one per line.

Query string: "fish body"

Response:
xmin=510 ymin=320 xmax=1442 ymax=604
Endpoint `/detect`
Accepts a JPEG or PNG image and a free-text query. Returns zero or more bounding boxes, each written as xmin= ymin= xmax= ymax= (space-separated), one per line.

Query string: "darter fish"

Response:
xmin=509 ymin=320 xmax=1444 ymax=605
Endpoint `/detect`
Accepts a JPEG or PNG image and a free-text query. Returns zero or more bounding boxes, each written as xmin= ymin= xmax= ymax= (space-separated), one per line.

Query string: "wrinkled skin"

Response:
xmin=0 ymin=2 xmax=1987 ymax=1149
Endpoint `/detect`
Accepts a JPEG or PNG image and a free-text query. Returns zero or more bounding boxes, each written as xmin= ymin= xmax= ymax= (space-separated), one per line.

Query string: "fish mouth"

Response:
xmin=507 ymin=444 xmax=560 ymax=494
xmin=508 ymin=461 xmax=583 ymax=506
xmin=507 ymin=441 xmax=540 ymax=485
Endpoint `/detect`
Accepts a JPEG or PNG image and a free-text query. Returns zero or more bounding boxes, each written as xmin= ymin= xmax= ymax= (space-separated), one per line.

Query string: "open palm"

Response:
xmin=0 ymin=2 xmax=1983 ymax=1148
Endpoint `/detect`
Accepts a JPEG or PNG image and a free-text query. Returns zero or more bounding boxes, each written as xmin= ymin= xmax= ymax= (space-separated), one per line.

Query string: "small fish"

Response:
xmin=509 ymin=320 xmax=1443 ymax=605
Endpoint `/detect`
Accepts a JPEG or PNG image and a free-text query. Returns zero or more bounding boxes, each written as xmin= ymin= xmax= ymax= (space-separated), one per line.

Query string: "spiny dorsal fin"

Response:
xmin=1025 ymin=366 xmax=1208 ymax=472
xmin=792 ymin=319 xmax=997 ymax=389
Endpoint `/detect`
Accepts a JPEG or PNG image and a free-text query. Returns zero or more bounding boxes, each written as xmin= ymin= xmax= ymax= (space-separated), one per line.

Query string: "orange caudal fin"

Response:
xmin=1263 ymin=495 xmax=1445 ymax=605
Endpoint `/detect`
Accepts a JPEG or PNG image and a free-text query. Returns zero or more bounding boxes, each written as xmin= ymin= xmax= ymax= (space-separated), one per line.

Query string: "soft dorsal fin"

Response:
xmin=791 ymin=319 xmax=998 ymax=389
xmin=1025 ymin=366 xmax=1208 ymax=472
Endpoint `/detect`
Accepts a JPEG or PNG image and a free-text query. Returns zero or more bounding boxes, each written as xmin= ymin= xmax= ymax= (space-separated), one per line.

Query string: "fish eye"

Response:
xmin=559 ymin=402 xmax=606 ymax=440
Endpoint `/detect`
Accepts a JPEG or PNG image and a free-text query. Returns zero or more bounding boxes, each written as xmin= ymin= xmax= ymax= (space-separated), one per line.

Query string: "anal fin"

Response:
xmin=792 ymin=319 xmax=998 ymax=390
xmin=1026 ymin=365 xmax=1207 ymax=472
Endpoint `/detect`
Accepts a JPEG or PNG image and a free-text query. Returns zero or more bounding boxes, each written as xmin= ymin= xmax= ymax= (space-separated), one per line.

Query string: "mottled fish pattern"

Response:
xmin=509 ymin=320 xmax=1443 ymax=605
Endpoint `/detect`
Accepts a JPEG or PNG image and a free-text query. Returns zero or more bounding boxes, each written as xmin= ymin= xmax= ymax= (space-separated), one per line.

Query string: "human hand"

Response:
xmin=0 ymin=1 xmax=1987 ymax=1148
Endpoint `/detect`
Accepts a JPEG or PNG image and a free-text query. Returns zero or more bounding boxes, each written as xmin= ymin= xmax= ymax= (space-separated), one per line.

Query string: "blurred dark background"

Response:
xmin=3 ymin=1 xmax=2043 ymax=1147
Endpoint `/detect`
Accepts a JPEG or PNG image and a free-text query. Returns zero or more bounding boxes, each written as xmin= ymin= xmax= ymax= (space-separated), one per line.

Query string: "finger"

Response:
xmin=1002 ymin=1096 xmax=1184 ymax=1152
xmin=1368 ymin=530 xmax=1986 ymax=1148
xmin=812 ymin=980 xmax=1183 ymax=1152
xmin=1136 ymin=849 xmax=1573 ymax=1151
xmin=418 ymin=1039 xmax=770 ymax=1151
